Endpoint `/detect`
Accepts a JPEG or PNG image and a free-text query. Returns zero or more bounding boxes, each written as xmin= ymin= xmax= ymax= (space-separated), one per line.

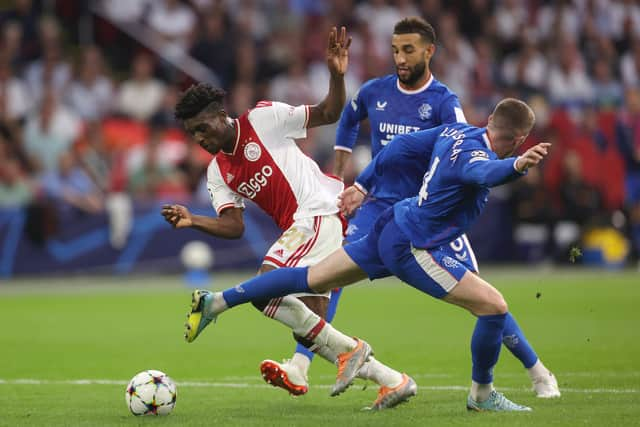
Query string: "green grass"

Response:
xmin=1 ymin=269 xmax=639 ymax=426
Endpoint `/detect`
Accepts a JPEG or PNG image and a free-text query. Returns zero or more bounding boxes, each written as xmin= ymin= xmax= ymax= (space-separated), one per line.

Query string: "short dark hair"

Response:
xmin=174 ymin=83 xmax=226 ymax=121
xmin=492 ymin=98 xmax=536 ymax=138
xmin=393 ymin=17 xmax=436 ymax=45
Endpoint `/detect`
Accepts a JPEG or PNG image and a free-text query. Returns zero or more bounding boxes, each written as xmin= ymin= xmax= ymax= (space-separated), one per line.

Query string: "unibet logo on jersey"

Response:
xmin=379 ymin=122 xmax=421 ymax=146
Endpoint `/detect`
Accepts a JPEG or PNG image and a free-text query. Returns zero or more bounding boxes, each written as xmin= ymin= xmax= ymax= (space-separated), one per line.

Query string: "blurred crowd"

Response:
xmin=0 ymin=0 xmax=639 ymax=263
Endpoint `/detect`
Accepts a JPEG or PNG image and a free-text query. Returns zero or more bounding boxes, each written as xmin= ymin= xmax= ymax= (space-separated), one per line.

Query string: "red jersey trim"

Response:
xmin=222 ymin=119 xmax=241 ymax=156
xmin=325 ymin=173 xmax=343 ymax=182
xmin=263 ymin=256 xmax=286 ymax=268
xmin=216 ymin=202 xmax=237 ymax=216
xmin=303 ymin=105 xmax=310 ymax=128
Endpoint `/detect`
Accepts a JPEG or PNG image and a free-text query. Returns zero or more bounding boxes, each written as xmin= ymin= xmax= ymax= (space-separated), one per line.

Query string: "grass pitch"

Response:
xmin=1 ymin=268 xmax=639 ymax=426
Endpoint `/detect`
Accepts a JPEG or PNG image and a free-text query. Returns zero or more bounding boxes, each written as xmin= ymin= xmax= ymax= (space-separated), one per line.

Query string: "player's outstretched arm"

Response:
xmin=161 ymin=204 xmax=245 ymax=239
xmin=514 ymin=142 xmax=551 ymax=172
xmin=461 ymin=143 xmax=551 ymax=187
xmin=308 ymin=26 xmax=352 ymax=128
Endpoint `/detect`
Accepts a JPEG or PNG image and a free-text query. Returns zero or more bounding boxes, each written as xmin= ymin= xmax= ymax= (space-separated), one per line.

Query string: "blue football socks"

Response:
xmin=222 ymin=267 xmax=312 ymax=308
xmin=502 ymin=312 xmax=539 ymax=368
xmin=471 ymin=313 xmax=506 ymax=384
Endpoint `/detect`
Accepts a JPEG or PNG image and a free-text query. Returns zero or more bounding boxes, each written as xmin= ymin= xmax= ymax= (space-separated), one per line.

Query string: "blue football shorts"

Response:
xmin=344 ymin=207 xmax=479 ymax=299
xmin=344 ymin=199 xmax=392 ymax=243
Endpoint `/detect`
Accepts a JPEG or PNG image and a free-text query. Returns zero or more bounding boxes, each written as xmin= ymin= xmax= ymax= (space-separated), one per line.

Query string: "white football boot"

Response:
xmin=532 ymin=372 xmax=561 ymax=398
xmin=260 ymin=359 xmax=309 ymax=396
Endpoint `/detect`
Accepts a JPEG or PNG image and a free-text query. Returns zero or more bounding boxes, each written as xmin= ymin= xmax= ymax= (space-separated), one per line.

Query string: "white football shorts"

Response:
xmin=262 ymin=214 xmax=344 ymax=297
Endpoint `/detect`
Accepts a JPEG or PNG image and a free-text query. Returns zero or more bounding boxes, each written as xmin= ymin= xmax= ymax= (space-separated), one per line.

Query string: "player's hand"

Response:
xmin=338 ymin=185 xmax=365 ymax=217
xmin=515 ymin=142 xmax=551 ymax=172
xmin=326 ymin=26 xmax=351 ymax=76
xmin=161 ymin=204 xmax=193 ymax=228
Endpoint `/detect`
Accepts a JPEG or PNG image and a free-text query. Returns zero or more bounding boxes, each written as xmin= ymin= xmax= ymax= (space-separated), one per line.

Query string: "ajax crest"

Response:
xmin=244 ymin=142 xmax=262 ymax=162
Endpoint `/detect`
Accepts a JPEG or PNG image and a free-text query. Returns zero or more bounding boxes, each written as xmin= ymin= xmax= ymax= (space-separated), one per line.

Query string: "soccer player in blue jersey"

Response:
xmin=265 ymin=17 xmax=559 ymax=399
xmin=185 ymin=98 xmax=551 ymax=411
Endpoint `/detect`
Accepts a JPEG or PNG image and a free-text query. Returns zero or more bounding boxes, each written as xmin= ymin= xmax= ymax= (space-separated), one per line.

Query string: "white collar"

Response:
xmin=396 ymin=73 xmax=434 ymax=94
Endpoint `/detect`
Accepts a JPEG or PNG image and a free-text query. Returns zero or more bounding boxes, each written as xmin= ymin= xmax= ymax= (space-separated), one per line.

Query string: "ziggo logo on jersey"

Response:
xmin=236 ymin=165 xmax=273 ymax=199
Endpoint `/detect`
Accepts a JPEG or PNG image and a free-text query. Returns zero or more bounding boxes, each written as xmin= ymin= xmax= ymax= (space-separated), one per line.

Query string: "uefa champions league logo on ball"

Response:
xmin=419 ymin=103 xmax=432 ymax=120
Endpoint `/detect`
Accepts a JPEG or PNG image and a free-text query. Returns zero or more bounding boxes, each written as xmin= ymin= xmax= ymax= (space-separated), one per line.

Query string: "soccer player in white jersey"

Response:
xmin=162 ymin=27 xmax=417 ymax=410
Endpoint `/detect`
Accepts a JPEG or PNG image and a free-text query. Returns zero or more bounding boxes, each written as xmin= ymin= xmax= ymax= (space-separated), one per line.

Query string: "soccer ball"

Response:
xmin=180 ymin=240 xmax=214 ymax=270
xmin=125 ymin=370 xmax=177 ymax=416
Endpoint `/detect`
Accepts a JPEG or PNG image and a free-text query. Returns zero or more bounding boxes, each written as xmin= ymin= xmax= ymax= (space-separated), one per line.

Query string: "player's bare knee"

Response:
xmin=482 ymin=285 xmax=508 ymax=314
xmin=491 ymin=296 xmax=508 ymax=314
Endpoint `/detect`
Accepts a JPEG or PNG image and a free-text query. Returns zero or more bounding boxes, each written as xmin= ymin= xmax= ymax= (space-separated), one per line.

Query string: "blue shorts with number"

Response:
xmin=345 ymin=199 xmax=393 ymax=243
xmin=344 ymin=207 xmax=479 ymax=299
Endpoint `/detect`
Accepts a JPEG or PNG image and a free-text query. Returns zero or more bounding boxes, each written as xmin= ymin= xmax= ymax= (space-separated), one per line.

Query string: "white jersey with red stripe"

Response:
xmin=206 ymin=101 xmax=343 ymax=230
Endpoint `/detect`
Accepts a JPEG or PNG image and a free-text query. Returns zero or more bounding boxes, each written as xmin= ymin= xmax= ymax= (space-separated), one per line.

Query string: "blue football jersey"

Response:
xmin=355 ymin=127 xmax=440 ymax=201
xmin=335 ymin=74 xmax=465 ymax=201
xmin=392 ymin=123 xmax=525 ymax=249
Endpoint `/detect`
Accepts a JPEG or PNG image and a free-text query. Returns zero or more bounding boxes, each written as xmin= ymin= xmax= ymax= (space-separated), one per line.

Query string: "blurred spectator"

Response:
xmin=620 ymin=39 xmax=640 ymax=88
xmin=226 ymin=0 xmax=270 ymax=42
xmin=0 ymin=53 xmax=32 ymax=123
xmin=0 ymin=0 xmax=40 ymax=64
xmin=536 ymin=0 xmax=582 ymax=43
xmin=100 ymin=0 xmax=152 ymax=24
xmin=23 ymin=17 xmax=71 ymax=103
xmin=65 ymin=45 xmax=114 ymax=121
xmin=559 ymin=150 xmax=603 ymax=226
xmin=435 ymin=12 xmax=475 ymax=103
xmin=609 ymin=0 xmax=640 ymax=46
xmin=227 ymin=81 xmax=255 ymax=117
xmin=494 ymin=0 xmax=529 ymax=54
xmin=177 ymin=140 xmax=207 ymax=195
xmin=147 ymin=0 xmax=196 ymax=57
xmin=509 ymin=167 xmax=555 ymax=262
xmin=469 ymin=37 xmax=499 ymax=108
xmin=40 ymin=151 xmax=104 ymax=215
xmin=126 ymin=121 xmax=189 ymax=201
xmin=457 ymin=0 xmax=494 ymax=42
xmin=115 ymin=52 xmax=166 ymax=121
xmin=234 ymin=38 xmax=257 ymax=84
xmin=500 ymin=35 xmax=547 ymax=96
xmin=2 ymin=21 xmax=27 ymax=71
xmin=591 ymin=58 xmax=624 ymax=108
xmin=268 ymin=57 xmax=314 ymax=106
xmin=547 ymin=38 xmax=593 ymax=107
xmin=190 ymin=9 xmax=235 ymax=89
xmin=76 ymin=121 xmax=112 ymax=193
xmin=355 ymin=0 xmax=403 ymax=70
xmin=0 ymin=157 xmax=34 ymax=207
xmin=23 ymin=89 xmax=81 ymax=174
xmin=149 ymin=84 xmax=180 ymax=129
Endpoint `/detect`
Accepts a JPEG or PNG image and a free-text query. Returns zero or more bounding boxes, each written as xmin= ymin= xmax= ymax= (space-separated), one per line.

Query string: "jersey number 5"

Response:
xmin=418 ymin=157 xmax=440 ymax=206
